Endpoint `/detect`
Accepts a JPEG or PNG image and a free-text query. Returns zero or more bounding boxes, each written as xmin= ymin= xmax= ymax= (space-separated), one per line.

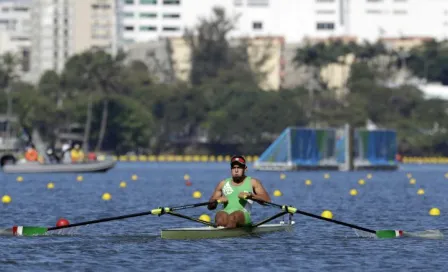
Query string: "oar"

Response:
xmin=10 ymin=201 xmax=217 ymax=236
xmin=245 ymin=196 xmax=403 ymax=238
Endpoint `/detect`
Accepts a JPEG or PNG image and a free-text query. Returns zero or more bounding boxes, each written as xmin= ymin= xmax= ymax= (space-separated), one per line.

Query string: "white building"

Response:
xmin=30 ymin=0 xmax=118 ymax=82
xmin=119 ymin=0 xmax=448 ymax=45
xmin=0 ymin=0 xmax=31 ymax=73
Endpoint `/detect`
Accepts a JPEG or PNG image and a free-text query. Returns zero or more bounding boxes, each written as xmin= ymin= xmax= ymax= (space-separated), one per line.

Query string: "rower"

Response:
xmin=207 ymin=155 xmax=271 ymax=229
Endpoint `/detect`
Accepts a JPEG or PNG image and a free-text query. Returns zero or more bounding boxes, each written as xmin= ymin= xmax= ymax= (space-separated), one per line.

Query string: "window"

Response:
xmin=253 ymin=22 xmax=263 ymax=30
xmin=163 ymin=13 xmax=180 ymax=18
xmin=92 ymin=4 xmax=110 ymax=9
xmin=125 ymin=0 xmax=134 ymax=4
xmin=316 ymin=10 xmax=336 ymax=14
xmin=393 ymin=10 xmax=407 ymax=15
xmin=123 ymin=12 xmax=134 ymax=17
xmin=13 ymin=7 xmax=29 ymax=12
xmin=366 ymin=10 xmax=382 ymax=14
xmin=316 ymin=0 xmax=334 ymax=2
xmin=141 ymin=12 xmax=157 ymax=18
xmin=234 ymin=0 xmax=243 ymax=6
xmin=140 ymin=25 xmax=157 ymax=31
xmin=367 ymin=0 xmax=382 ymax=2
xmin=141 ymin=0 xmax=157 ymax=4
xmin=316 ymin=22 xmax=334 ymax=30
xmin=124 ymin=25 xmax=134 ymax=31
xmin=163 ymin=0 xmax=179 ymax=4
xmin=163 ymin=26 xmax=180 ymax=31
xmin=248 ymin=0 xmax=268 ymax=6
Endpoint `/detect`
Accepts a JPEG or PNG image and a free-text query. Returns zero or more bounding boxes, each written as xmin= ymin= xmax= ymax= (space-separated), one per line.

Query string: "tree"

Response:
xmin=0 ymin=52 xmax=20 ymax=138
xmin=62 ymin=49 xmax=126 ymax=152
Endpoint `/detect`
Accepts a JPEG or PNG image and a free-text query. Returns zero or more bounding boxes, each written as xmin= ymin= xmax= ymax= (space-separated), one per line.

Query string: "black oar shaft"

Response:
xmin=47 ymin=201 xmax=215 ymax=231
xmin=48 ymin=210 xmax=153 ymax=231
xmin=258 ymin=200 xmax=376 ymax=234
xmin=167 ymin=211 xmax=217 ymax=227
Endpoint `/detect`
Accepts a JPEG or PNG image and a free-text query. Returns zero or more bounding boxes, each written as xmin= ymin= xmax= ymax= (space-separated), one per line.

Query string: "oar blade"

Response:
xmin=13 ymin=226 xmax=48 ymax=236
xmin=375 ymin=230 xmax=403 ymax=238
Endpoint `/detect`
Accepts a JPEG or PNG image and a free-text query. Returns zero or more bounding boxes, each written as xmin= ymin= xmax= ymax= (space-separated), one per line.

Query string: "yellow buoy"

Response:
xmin=417 ymin=188 xmax=425 ymax=195
xmin=366 ymin=174 xmax=372 ymax=179
xmin=321 ymin=210 xmax=333 ymax=219
xmin=16 ymin=176 xmax=23 ymax=182
xmin=47 ymin=182 xmax=55 ymax=189
xmin=77 ymin=175 xmax=83 ymax=182
xmin=324 ymin=173 xmax=330 ymax=179
xmin=2 ymin=195 xmax=11 ymax=204
xmin=407 ymin=173 xmax=412 ymax=179
xmin=193 ymin=191 xmax=202 ymax=199
xmin=445 ymin=173 xmax=448 ymax=179
xmin=131 ymin=174 xmax=138 ymax=181
xmin=273 ymin=190 xmax=282 ymax=197
xmin=280 ymin=173 xmax=286 ymax=180
xmin=358 ymin=179 xmax=365 ymax=185
xmin=305 ymin=179 xmax=312 ymax=186
xmin=429 ymin=208 xmax=440 ymax=216
xmin=102 ymin=193 xmax=112 ymax=201
xmin=199 ymin=214 xmax=211 ymax=222
xmin=119 ymin=181 xmax=127 ymax=188
xmin=350 ymin=189 xmax=358 ymax=196
xmin=409 ymin=178 xmax=416 ymax=185
xmin=184 ymin=174 xmax=190 ymax=180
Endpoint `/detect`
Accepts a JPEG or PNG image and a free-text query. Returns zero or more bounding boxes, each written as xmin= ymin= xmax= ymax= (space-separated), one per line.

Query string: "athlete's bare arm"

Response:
xmin=207 ymin=180 xmax=225 ymax=210
xmin=251 ymin=178 xmax=271 ymax=203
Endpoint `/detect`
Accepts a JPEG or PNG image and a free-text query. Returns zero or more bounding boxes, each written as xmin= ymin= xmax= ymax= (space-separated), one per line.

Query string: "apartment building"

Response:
xmin=0 ymin=0 xmax=31 ymax=73
xmin=30 ymin=0 xmax=117 ymax=82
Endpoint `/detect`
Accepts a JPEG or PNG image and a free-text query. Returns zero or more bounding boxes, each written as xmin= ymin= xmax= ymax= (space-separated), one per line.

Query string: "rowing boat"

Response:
xmin=4 ymin=197 xmax=439 ymax=240
xmin=161 ymin=221 xmax=295 ymax=240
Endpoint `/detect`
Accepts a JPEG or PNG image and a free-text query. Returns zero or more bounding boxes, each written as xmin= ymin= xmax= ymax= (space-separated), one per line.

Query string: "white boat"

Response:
xmin=1 ymin=159 xmax=116 ymax=174
xmin=161 ymin=221 xmax=295 ymax=240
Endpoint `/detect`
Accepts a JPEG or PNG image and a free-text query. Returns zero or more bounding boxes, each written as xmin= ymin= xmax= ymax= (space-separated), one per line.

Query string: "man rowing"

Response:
xmin=207 ymin=155 xmax=271 ymax=228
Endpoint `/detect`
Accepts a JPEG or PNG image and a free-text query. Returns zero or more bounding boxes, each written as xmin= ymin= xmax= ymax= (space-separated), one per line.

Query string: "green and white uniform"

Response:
xmin=220 ymin=176 xmax=253 ymax=225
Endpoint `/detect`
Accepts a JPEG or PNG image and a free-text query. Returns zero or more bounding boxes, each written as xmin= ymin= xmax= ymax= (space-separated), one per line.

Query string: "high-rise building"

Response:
xmin=119 ymin=0 xmax=448 ymax=45
xmin=0 ymin=0 xmax=31 ymax=73
xmin=30 ymin=0 xmax=117 ymax=82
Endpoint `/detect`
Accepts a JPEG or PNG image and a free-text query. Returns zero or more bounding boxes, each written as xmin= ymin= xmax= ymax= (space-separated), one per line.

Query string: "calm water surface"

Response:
xmin=0 ymin=162 xmax=447 ymax=271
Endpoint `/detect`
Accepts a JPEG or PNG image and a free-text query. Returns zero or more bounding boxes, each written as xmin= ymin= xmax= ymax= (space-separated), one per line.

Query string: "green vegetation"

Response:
xmin=0 ymin=8 xmax=447 ymax=156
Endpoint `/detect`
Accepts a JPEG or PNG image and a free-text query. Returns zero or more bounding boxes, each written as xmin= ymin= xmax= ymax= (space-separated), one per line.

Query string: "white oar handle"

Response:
xmin=151 ymin=200 xmax=221 ymax=216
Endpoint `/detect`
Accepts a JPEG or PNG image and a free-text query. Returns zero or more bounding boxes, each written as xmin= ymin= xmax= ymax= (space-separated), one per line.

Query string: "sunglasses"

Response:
xmin=231 ymin=157 xmax=246 ymax=164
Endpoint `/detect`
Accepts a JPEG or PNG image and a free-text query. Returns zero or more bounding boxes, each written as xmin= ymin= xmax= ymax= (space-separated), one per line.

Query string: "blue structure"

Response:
xmin=254 ymin=126 xmax=398 ymax=171
xmin=337 ymin=128 xmax=398 ymax=170
xmin=254 ymin=127 xmax=339 ymax=171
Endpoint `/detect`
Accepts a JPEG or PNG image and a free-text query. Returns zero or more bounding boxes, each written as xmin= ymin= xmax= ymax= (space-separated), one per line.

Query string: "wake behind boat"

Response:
xmin=1 ymin=159 xmax=116 ymax=174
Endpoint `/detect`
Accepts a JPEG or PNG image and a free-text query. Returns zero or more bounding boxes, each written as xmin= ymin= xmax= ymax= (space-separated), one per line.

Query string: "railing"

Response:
xmin=101 ymin=155 xmax=448 ymax=164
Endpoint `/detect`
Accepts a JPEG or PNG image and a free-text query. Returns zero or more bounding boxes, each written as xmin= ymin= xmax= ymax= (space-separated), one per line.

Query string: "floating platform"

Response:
xmin=254 ymin=126 xmax=398 ymax=172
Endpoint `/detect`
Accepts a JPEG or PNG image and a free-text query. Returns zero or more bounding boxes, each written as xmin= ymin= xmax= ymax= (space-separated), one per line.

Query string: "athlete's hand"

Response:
xmin=216 ymin=196 xmax=228 ymax=203
xmin=238 ymin=192 xmax=253 ymax=199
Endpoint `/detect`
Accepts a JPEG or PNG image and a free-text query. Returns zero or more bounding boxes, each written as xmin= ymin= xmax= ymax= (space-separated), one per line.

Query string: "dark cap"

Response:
xmin=231 ymin=155 xmax=246 ymax=167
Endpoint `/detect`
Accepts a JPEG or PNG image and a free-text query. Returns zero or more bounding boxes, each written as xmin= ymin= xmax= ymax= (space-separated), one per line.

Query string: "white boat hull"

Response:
xmin=2 ymin=159 xmax=116 ymax=174
xmin=161 ymin=222 xmax=295 ymax=240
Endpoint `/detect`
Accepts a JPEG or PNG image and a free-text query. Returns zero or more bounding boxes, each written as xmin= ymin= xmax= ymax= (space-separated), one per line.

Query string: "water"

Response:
xmin=0 ymin=162 xmax=448 ymax=271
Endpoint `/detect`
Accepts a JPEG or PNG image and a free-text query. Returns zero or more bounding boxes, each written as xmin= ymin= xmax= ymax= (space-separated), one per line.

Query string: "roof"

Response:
xmin=417 ymin=83 xmax=448 ymax=100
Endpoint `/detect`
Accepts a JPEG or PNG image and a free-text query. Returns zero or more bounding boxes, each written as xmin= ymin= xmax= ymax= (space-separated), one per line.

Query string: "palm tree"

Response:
xmin=0 ymin=52 xmax=20 ymax=138
xmin=90 ymin=49 xmax=126 ymax=152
